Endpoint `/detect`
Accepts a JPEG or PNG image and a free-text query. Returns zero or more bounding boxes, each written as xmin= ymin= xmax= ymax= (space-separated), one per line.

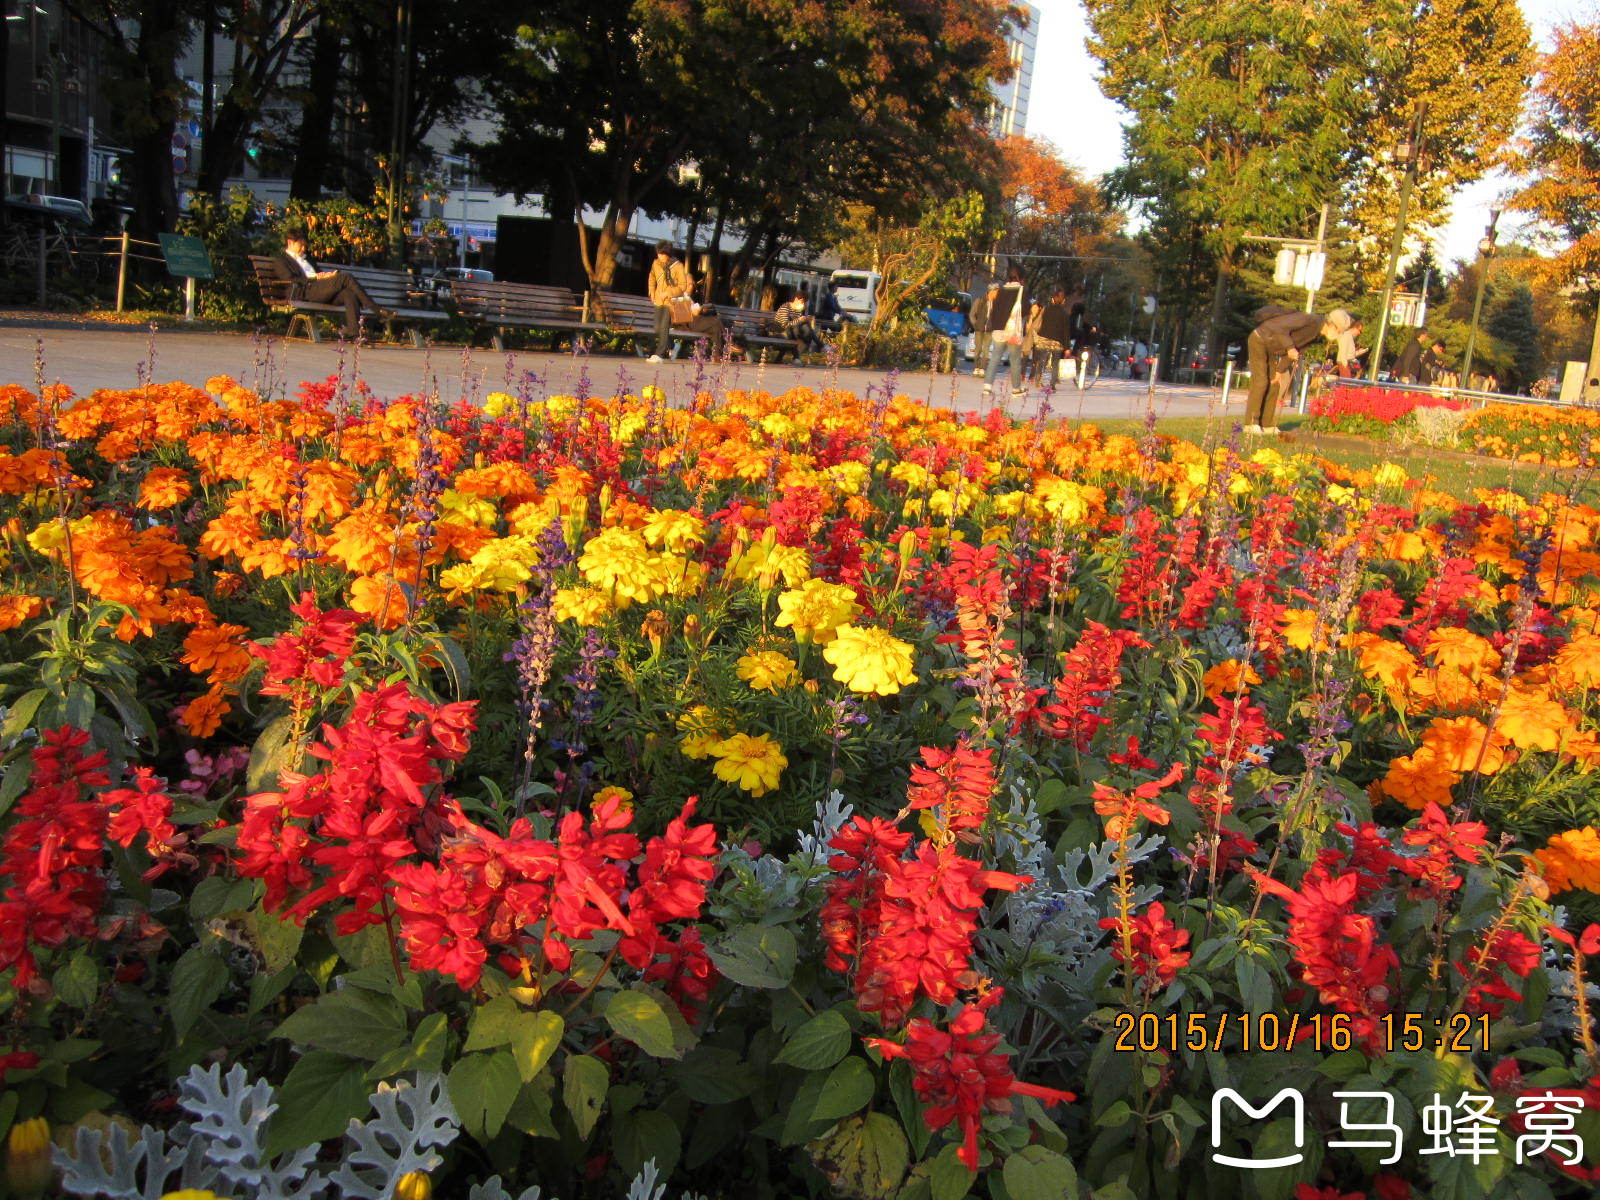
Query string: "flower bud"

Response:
xmin=393 ymin=1171 xmax=433 ymax=1200
xmin=6 ymin=1117 xmax=52 ymax=1198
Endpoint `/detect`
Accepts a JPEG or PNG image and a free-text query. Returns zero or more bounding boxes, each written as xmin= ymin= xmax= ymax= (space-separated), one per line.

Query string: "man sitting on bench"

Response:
xmin=266 ymin=228 xmax=383 ymax=339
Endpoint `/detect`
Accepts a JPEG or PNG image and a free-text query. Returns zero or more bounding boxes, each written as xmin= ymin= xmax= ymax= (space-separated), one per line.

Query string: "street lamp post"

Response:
xmin=1366 ymin=103 xmax=1429 ymax=383
xmin=1460 ymin=209 xmax=1501 ymax=390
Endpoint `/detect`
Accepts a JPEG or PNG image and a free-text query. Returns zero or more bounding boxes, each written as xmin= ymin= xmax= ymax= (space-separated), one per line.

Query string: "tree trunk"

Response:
xmin=581 ymin=200 xmax=633 ymax=290
xmin=289 ymin=21 xmax=343 ymax=201
xmin=128 ymin=1 xmax=188 ymax=239
xmin=705 ymin=206 xmax=725 ymax=302
xmin=1205 ymin=252 xmax=1233 ymax=369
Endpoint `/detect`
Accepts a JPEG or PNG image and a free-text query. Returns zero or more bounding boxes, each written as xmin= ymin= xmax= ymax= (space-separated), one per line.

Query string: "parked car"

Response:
xmin=7 ymin=193 xmax=92 ymax=227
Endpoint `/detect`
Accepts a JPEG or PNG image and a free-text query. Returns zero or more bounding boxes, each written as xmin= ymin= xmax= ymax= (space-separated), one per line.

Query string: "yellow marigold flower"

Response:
xmin=710 ymin=733 xmax=787 ymax=796
xmin=483 ymin=391 xmax=514 ymax=418
xmin=775 ymin=578 xmax=859 ymax=644
xmin=594 ymin=785 xmax=633 ymax=808
xmin=677 ymin=705 xmax=725 ymax=760
xmin=823 ymin=625 xmax=918 ymax=696
xmin=579 ymin=527 xmax=665 ymax=604
xmin=737 ymin=649 xmax=800 ymax=692
xmin=732 ymin=540 xmax=810 ymax=590
xmin=1201 ymin=659 xmax=1262 ymax=702
xmin=1280 ymin=608 xmax=1331 ymax=653
xmin=551 ymin=586 xmax=613 ymax=624
xmin=641 ymin=508 xmax=706 ymax=552
xmin=6 ymin=1116 xmax=51 ymax=1197
xmin=1535 ymin=827 xmax=1600 ymax=894
xmin=160 ymin=1192 xmax=235 ymax=1200
xmin=1035 ymin=478 xmax=1097 ymax=524
xmin=25 ymin=519 xmax=68 ymax=555
xmin=438 ymin=488 xmax=498 ymax=527
xmin=1495 ymin=686 xmax=1572 ymax=752
xmin=1419 ymin=715 xmax=1508 ymax=775
xmin=1371 ymin=462 xmax=1408 ymax=488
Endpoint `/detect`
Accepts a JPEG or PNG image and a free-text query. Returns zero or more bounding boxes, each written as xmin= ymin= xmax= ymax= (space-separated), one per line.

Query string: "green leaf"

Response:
xmin=1002 ymin=1145 xmax=1079 ymax=1200
xmin=274 ymin=987 xmax=408 ymax=1061
xmin=465 ymin=996 xmax=524 ymax=1052
xmin=809 ymin=1112 xmax=909 ymax=1199
xmin=890 ymin=1058 xmax=931 ymax=1159
xmin=667 ymin=1045 xmax=759 ymax=1104
xmin=170 ymin=948 xmax=229 ymax=1038
xmin=928 ymin=1142 xmax=975 ymax=1200
xmin=606 ymin=987 xmax=691 ymax=1059
xmin=190 ymin=875 xmax=261 ymax=922
xmin=614 ymin=1108 xmax=681 ymax=1179
xmin=705 ymin=923 xmax=797 ymax=988
xmin=563 ymin=1053 xmax=609 ymax=1140
xmin=775 ymin=1009 xmax=852 ymax=1070
xmin=247 ymin=905 xmax=304 ymax=973
xmin=448 ymin=1050 xmax=522 ymax=1142
xmin=266 ymin=1051 xmax=370 ymax=1157
xmin=367 ymin=1012 xmax=450 ymax=1082
xmin=247 ymin=713 xmax=297 ymax=793
xmin=510 ymin=1010 xmax=565 ymax=1083
xmin=0 ymin=688 xmax=49 ymax=740
xmin=811 ymin=1055 xmax=875 ymax=1123
xmin=52 ymin=953 xmax=100 ymax=1009
xmin=0 ymin=754 xmax=31 ymax=820
xmin=429 ymin=633 xmax=473 ymax=700
xmin=506 ymin=1074 xmax=558 ymax=1139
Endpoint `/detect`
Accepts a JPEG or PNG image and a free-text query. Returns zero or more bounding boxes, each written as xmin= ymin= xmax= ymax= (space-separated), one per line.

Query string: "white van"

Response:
xmin=830 ymin=269 xmax=880 ymax=323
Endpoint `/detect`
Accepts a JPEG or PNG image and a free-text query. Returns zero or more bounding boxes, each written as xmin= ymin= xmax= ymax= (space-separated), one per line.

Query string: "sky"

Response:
xmin=1025 ymin=0 xmax=1582 ymax=269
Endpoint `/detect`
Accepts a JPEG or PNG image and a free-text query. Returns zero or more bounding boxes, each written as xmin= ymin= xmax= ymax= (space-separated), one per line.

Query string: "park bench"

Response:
xmin=246 ymin=256 xmax=447 ymax=346
xmin=717 ymin=305 xmax=805 ymax=363
xmin=317 ymin=262 xmax=450 ymax=347
xmin=588 ymin=291 xmax=710 ymax=356
xmin=449 ymin=279 xmax=608 ymax=352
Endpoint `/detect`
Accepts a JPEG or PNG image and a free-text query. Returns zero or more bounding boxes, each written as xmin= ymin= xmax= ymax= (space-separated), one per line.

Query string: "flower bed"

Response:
xmin=1462 ymin=403 xmax=1600 ymax=468
xmin=2 ymin=375 xmax=1600 ymax=1198
xmin=1308 ymin=381 xmax=1468 ymax=439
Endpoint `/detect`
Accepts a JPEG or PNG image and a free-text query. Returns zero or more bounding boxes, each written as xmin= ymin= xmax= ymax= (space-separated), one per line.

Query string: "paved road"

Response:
xmin=0 ymin=313 xmax=1245 ymax=422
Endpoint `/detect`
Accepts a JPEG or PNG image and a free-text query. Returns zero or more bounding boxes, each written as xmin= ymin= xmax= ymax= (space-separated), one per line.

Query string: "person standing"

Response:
xmin=266 ymin=229 xmax=383 ymax=339
xmin=983 ymin=270 xmax=1026 ymax=395
xmin=1389 ymin=329 xmax=1436 ymax=384
xmin=1020 ymin=299 xmax=1045 ymax=382
xmin=647 ymin=242 xmax=694 ymax=363
xmin=1244 ymin=308 xmax=1346 ymax=433
xmin=1034 ymin=288 xmax=1071 ymax=387
xmin=1328 ymin=311 xmax=1365 ymax=377
xmin=968 ymin=286 xmax=994 ymax=376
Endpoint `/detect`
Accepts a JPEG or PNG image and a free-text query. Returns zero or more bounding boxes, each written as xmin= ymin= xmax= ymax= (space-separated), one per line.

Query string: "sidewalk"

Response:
xmin=0 ymin=313 xmax=1242 ymax=421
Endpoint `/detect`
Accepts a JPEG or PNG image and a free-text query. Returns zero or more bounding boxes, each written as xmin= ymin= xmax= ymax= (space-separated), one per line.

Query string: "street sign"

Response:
xmin=1388 ymin=291 xmax=1426 ymax=328
xmin=158 ymin=233 xmax=214 ymax=280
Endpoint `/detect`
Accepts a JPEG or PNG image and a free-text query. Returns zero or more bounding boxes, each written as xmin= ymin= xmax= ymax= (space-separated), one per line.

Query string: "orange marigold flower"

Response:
xmin=1425 ymin=627 xmax=1500 ymax=680
xmin=0 ymin=594 xmax=46 ymax=632
xmin=1201 ymin=659 xmax=1262 ymax=702
xmin=1550 ymin=633 xmax=1600 ymax=692
xmin=181 ymin=622 xmax=254 ymax=683
xmin=1376 ymin=746 xmax=1461 ymax=811
xmin=137 ymin=467 xmax=194 ymax=510
xmin=178 ymin=686 xmax=231 ymax=738
xmin=1419 ymin=715 xmax=1508 ymax=774
xmin=349 ymin=574 xmax=409 ymax=630
xmin=1535 ymin=828 xmax=1600 ymax=894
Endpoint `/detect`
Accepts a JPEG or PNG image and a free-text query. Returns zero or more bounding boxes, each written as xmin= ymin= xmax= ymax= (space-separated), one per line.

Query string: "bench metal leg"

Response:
xmin=288 ymin=312 xmax=320 ymax=343
xmin=492 ymin=329 xmax=505 ymax=354
xmin=407 ymin=326 xmax=424 ymax=349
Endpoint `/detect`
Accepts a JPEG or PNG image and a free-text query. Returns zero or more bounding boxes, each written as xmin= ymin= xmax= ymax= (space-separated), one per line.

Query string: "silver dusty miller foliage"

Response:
xmin=53 ymin=1062 xmax=683 ymax=1200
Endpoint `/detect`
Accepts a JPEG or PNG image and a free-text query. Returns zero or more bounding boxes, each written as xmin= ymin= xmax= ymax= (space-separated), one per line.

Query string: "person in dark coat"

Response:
xmin=265 ymin=230 xmax=382 ymax=338
xmin=1034 ymin=289 xmax=1072 ymax=387
xmin=969 ymin=286 xmax=994 ymax=376
xmin=1244 ymin=308 xmax=1345 ymax=433
xmin=1389 ymin=330 xmax=1437 ymax=384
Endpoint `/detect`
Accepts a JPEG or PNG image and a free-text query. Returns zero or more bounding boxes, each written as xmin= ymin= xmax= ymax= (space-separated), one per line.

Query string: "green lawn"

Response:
xmin=1065 ymin=413 xmax=1600 ymax=505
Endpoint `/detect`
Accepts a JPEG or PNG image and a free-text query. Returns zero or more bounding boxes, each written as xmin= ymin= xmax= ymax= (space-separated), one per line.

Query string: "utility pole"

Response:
xmin=1367 ymin=103 xmax=1428 ymax=382
xmin=1584 ymin=296 xmax=1600 ymax=406
xmin=1304 ymin=203 xmax=1330 ymax=313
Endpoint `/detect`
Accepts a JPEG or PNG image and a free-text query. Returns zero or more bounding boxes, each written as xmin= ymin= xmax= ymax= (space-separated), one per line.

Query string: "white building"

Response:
xmin=991 ymin=2 xmax=1038 ymax=137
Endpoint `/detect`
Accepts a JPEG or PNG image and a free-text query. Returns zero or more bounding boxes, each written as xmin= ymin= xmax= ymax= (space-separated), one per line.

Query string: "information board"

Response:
xmin=158 ymin=233 xmax=214 ymax=280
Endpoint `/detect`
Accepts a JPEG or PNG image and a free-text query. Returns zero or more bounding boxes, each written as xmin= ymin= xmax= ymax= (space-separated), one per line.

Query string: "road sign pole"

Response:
xmin=184 ymin=276 xmax=196 ymax=323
